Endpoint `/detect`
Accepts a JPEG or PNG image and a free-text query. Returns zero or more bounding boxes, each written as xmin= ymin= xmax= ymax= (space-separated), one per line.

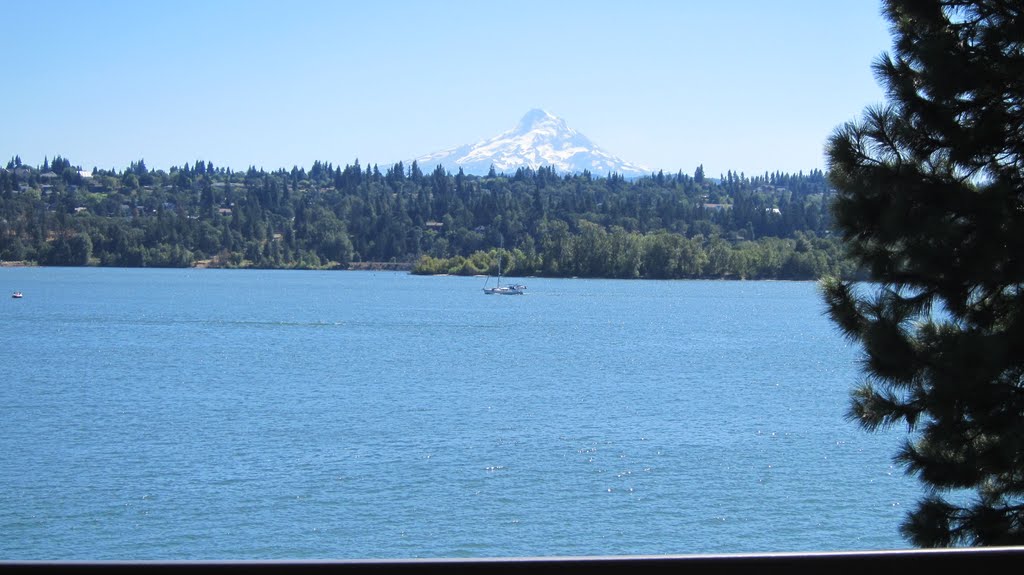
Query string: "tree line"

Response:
xmin=1 ymin=155 xmax=859 ymax=280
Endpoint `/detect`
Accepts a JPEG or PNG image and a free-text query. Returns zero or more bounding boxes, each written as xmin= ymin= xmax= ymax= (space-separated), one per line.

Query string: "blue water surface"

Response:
xmin=0 ymin=268 xmax=917 ymax=559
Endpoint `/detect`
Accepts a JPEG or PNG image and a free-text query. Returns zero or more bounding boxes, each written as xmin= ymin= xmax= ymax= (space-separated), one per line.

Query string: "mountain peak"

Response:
xmin=415 ymin=110 xmax=650 ymax=177
xmin=515 ymin=108 xmax=560 ymax=132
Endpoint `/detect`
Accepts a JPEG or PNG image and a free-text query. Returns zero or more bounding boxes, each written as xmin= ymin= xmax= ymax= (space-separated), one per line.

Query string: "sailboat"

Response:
xmin=483 ymin=245 xmax=524 ymax=295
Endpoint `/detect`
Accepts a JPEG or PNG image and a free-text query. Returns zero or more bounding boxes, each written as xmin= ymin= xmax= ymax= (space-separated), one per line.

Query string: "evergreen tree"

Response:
xmin=821 ymin=0 xmax=1024 ymax=547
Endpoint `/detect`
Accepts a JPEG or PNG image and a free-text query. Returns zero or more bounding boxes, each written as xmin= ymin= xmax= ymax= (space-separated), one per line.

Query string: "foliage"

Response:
xmin=822 ymin=0 xmax=1024 ymax=547
xmin=2 ymin=153 xmax=853 ymax=279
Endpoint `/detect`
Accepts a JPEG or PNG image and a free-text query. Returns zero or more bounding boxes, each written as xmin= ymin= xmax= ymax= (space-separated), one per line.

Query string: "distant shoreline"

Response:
xmin=0 ymin=261 xmax=821 ymax=281
xmin=1 ymin=260 xmax=414 ymax=271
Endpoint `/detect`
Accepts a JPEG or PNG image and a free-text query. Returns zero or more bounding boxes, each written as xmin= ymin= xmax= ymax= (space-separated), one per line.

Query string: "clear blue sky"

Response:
xmin=3 ymin=0 xmax=891 ymax=177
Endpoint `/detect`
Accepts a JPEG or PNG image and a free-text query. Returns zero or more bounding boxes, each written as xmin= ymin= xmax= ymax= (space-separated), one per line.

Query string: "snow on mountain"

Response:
xmin=414 ymin=109 xmax=651 ymax=177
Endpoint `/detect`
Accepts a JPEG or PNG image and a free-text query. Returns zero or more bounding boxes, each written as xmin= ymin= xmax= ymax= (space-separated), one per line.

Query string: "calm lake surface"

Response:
xmin=0 ymin=268 xmax=919 ymax=559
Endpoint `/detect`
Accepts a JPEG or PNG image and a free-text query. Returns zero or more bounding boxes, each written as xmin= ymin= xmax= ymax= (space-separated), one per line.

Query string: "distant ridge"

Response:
xmin=414 ymin=109 xmax=650 ymax=177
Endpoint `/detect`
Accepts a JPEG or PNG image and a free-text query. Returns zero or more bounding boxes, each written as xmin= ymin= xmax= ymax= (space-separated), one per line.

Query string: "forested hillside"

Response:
xmin=0 ymin=155 xmax=859 ymax=279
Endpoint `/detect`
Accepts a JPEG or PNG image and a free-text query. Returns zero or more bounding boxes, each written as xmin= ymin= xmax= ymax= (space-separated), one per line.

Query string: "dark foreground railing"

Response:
xmin=3 ymin=547 xmax=1024 ymax=575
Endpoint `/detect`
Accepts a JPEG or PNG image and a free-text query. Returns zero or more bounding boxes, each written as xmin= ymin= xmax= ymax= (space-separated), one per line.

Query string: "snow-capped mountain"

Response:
xmin=414 ymin=109 xmax=651 ymax=177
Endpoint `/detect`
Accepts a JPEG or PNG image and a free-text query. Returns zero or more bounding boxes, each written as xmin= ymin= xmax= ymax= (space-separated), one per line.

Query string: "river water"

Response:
xmin=0 ymin=268 xmax=918 ymax=559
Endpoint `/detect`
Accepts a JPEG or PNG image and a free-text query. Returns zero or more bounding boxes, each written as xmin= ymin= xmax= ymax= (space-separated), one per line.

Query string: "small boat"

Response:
xmin=484 ymin=285 xmax=524 ymax=295
xmin=12 ymin=291 xmax=23 ymax=299
xmin=483 ymin=244 xmax=525 ymax=295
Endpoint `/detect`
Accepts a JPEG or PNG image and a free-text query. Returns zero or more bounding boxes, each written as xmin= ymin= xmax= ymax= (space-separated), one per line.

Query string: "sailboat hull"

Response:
xmin=483 ymin=286 xmax=524 ymax=295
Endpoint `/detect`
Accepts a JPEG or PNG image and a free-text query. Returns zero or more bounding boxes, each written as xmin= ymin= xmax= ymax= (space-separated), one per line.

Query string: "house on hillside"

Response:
xmin=702 ymin=203 xmax=731 ymax=211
